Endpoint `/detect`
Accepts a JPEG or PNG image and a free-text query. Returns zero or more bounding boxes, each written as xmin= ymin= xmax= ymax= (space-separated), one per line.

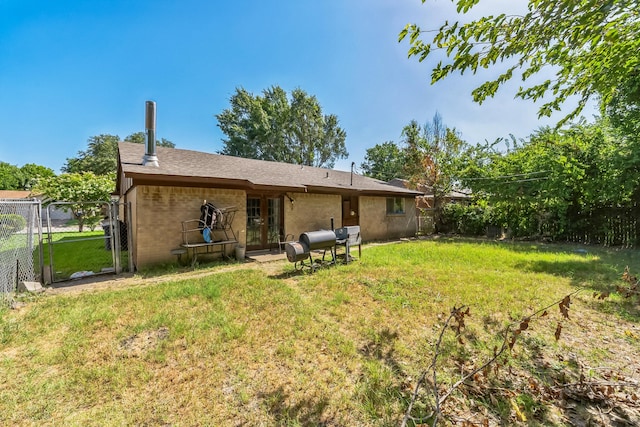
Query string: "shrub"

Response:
xmin=0 ymin=214 xmax=27 ymax=235
xmin=441 ymin=204 xmax=490 ymax=236
xmin=85 ymin=215 xmax=102 ymax=232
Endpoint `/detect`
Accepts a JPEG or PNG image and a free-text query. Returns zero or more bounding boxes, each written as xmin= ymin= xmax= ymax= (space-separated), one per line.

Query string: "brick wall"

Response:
xmin=359 ymin=196 xmax=417 ymax=241
xmin=284 ymin=193 xmax=341 ymax=238
xmin=126 ymin=186 xmax=415 ymax=268
xmin=126 ymin=188 xmax=139 ymax=266
xmin=130 ymin=185 xmax=246 ymax=268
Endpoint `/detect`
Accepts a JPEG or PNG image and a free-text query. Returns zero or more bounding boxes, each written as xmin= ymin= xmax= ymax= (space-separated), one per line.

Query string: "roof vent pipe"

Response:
xmin=142 ymin=100 xmax=159 ymax=167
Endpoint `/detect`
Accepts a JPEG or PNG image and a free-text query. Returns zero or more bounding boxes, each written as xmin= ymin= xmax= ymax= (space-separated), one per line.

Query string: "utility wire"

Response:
xmin=463 ymin=170 xmax=550 ymax=181
xmin=497 ymin=177 xmax=549 ymax=184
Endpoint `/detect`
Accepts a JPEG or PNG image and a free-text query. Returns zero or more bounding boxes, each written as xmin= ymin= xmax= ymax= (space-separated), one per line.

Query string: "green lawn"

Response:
xmin=1 ymin=231 xmax=119 ymax=284
xmin=40 ymin=231 xmax=129 ymax=281
xmin=1 ymin=239 xmax=638 ymax=426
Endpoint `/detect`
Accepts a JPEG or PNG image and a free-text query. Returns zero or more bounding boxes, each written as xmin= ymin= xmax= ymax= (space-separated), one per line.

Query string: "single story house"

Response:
xmin=116 ymin=142 xmax=421 ymax=269
xmin=0 ymin=190 xmax=32 ymax=200
xmin=387 ymin=179 xmax=471 ymax=210
xmin=387 ymin=178 xmax=471 ymax=234
xmin=0 ymin=190 xmax=73 ymax=224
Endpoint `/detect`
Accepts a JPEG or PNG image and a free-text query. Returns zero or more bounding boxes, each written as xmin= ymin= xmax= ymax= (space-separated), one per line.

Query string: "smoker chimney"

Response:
xmin=142 ymin=100 xmax=159 ymax=167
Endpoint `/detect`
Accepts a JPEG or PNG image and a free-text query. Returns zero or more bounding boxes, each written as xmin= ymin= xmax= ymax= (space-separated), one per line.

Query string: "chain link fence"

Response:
xmin=0 ymin=199 xmax=41 ymax=304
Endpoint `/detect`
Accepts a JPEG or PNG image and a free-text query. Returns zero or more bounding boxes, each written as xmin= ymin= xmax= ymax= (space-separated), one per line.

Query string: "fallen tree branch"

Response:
xmin=401 ymin=306 xmax=467 ymax=427
xmin=402 ymin=288 xmax=585 ymax=426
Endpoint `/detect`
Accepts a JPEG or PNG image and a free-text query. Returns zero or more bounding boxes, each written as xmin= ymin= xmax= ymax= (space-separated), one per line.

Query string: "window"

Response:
xmin=386 ymin=197 xmax=405 ymax=215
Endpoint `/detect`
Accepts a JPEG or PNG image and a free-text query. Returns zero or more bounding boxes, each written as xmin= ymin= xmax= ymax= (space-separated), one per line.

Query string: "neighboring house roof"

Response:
xmin=441 ymin=189 xmax=471 ymax=199
xmin=117 ymin=142 xmax=421 ymax=197
xmin=387 ymin=178 xmax=471 ymax=199
xmin=387 ymin=178 xmax=431 ymax=194
xmin=0 ymin=190 xmax=32 ymax=199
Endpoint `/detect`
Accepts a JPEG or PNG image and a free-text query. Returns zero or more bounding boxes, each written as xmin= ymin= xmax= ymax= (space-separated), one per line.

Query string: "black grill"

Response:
xmin=285 ymin=226 xmax=361 ymax=271
xmin=299 ymin=230 xmax=336 ymax=251
xmin=285 ymin=241 xmax=308 ymax=262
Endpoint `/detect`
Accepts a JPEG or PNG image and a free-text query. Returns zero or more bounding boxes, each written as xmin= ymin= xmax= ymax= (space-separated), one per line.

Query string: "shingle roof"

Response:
xmin=118 ymin=142 xmax=420 ymax=196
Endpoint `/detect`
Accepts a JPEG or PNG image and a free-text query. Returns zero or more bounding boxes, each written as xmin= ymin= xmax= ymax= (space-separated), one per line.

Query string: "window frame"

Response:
xmin=386 ymin=197 xmax=406 ymax=215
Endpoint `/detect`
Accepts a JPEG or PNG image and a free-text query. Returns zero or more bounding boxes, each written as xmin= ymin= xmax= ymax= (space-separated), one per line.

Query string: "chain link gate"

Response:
xmin=43 ymin=201 xmax=132 ymax=284
xmin=0 ymin=199 xmax=42 ymax=305
xmin=0 ymin=199 xmax=133 ymax=301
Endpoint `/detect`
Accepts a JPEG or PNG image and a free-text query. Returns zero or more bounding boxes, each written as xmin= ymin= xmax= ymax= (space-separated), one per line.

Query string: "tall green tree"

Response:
xmin=33 ymin=172 xmax=115 ymax=232
xmin=457 ymin=119 xmax=628 ymax=237
xmin=216 ymin=86 xmax=348 ymax=168
xmin=362 ymin=113 xmax=465 ymax=194
xmin=361 ymin=141 xmax=406 ymax=182
xmin=63 ymin=134 xmax=122 ymax=176
xmin=0 ymin=162 xmax=24 ymax=190
xmin=400 ymin=0 xmax=640 ymax=125
xmin=19 ymin=164 xmax=55 ymax=190
xmin=404 ymin=113 xmax=466 ymax=230
xmin=63 ymin=133 xmax=175 ymax=175
xmin=400 ymin=120 xmax=426 ymax=180
xmin=362 ymin=113 xmax=466 ymax=231
xmin=0 ymin=162 xmax=54 ymax=190
xmin=606 ymin=71 xmax=640 ymax=139
xmin=124 ymin=132 xmax=176 ymax=148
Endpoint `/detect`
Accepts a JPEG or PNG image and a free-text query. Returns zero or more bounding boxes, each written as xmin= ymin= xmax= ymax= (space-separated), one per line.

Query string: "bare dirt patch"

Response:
xmin=119 ymin=326 xmax=170 ymax=357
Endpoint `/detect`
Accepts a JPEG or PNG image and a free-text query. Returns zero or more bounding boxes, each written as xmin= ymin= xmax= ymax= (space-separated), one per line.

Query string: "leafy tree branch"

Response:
xmin=400 ymin=0 xmax=640 ymax=126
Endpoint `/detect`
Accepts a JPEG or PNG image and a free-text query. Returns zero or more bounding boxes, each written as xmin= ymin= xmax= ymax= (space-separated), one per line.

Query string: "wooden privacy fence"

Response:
xmin=542 ymin=205 xmax=640 ymax=247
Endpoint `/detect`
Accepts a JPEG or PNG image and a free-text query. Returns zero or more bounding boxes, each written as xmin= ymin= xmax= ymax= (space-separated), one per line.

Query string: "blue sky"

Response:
xmin=0 ymin=0 xmax=594 ymax=173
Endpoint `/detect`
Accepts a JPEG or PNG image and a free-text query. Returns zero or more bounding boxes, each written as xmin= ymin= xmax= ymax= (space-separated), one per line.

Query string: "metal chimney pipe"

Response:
xmin=142 ymin=100 xmax=159 ymax=167
xmin=350 ymin=162 xmax=355 ymax=186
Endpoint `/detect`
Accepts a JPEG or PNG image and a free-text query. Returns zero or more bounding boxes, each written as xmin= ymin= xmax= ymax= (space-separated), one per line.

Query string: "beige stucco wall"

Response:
xmin=130 ymin=185 xmax=246 ymax=268
xmin=284 ymin=193 xmax=342 ymax=238
xmin=359 ymin=196 xmax=417 ymax=241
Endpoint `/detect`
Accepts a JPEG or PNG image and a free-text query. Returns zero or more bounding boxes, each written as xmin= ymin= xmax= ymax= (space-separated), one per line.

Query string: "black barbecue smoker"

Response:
xmin=284 ymin=225 xmax=361 ymax=272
